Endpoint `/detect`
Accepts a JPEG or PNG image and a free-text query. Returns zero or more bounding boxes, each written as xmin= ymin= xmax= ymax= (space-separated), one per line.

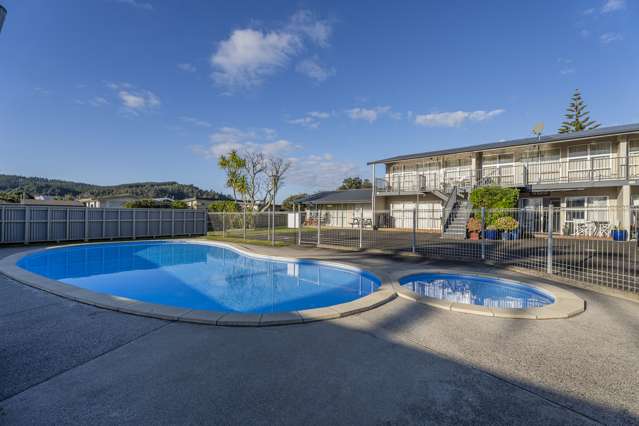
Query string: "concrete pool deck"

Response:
xmin=1 ymin=242 xmax=638 ymax=424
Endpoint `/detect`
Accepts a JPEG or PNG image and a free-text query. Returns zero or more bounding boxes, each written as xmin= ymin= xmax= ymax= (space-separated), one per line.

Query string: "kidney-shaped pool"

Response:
xmin=17 ymin=242 xmax=380 ymax=314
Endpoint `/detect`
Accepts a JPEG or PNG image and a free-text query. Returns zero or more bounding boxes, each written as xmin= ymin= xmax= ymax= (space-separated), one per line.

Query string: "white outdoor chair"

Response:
xmin=574 ymin=221 xmax=589 ymax=236
xmin=596 ymin=222 xmax=611 ymax=237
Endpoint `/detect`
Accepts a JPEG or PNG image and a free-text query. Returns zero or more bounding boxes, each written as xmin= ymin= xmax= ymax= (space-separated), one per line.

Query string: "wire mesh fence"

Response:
xmin=206 ymin=206 xmax=638 ymax=293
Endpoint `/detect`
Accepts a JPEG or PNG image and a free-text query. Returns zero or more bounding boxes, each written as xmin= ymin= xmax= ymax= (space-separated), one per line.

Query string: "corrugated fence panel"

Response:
xmin=0 ymin=206 xmax=207 ymax=245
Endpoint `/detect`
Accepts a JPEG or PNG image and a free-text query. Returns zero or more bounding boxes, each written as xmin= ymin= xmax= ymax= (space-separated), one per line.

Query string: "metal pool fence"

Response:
xmin=208 ymin=206 xmax=639 ymax=293
xmin=0 ymin=205 xmax=208 ymax=244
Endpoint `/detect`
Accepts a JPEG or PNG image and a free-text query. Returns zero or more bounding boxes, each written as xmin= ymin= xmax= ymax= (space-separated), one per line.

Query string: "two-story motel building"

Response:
xmin=366 ymin=123 xmax=639 ymax=236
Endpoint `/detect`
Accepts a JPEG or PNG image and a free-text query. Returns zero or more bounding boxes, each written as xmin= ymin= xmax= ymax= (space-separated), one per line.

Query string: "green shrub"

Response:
xmin=124 ymin=199 xmax=160 ymax=209
xmin=469 ymin=186 xmax=519 ymax=209
xmin=170 ymin=200 xmax=188 ymax=209
xmin=208 ymin=200 xmax=240 ymax=212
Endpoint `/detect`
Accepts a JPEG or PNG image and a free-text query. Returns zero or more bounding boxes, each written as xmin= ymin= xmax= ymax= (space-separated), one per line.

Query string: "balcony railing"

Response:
xmin=375 ymin=156 xmax=637 ymax=195
xmin=526 ymin=156 xmax=629 ymax=185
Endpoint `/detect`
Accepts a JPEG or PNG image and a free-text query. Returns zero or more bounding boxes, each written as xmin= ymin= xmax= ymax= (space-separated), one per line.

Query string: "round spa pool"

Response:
xmin=16 ymin=242 xmax=381 ymax=314
xmin=399 ymin=273 xmax=554 ymax=309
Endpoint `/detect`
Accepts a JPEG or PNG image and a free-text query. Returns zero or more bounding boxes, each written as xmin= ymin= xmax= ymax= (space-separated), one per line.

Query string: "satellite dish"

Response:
xmin=532 ymin=122 xmax=544 ymax=140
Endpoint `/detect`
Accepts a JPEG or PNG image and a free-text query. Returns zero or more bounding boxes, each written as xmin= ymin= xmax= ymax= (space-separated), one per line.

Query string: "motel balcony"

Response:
xmin=375 ymin=156 xmax=639 ymax=196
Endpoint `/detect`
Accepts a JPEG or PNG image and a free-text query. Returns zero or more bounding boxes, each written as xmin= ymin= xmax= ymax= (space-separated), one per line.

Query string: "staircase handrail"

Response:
xmin=441 ymin=185 xmax=458 ymax=233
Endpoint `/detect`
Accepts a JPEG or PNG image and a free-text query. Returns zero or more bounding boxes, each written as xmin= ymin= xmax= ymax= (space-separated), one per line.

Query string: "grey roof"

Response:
xmin=298 ymin=189 xmax=372 ymax=205
xmin=368 ymin=123 xmax=639 ymax=165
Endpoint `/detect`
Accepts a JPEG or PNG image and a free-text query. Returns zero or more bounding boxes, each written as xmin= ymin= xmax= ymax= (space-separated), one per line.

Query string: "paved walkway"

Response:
xmin=1 ymin=243 xmax=638 ymax=425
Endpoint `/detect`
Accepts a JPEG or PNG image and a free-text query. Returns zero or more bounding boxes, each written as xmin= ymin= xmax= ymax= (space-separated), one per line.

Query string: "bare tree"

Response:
xmin=263 ymin=156 xmax=291 ymax=211
xmin=241 ymin=151 xmax=267 ymax=212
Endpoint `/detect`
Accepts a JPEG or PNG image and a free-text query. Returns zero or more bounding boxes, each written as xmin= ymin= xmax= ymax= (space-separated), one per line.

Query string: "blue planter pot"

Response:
xmin=501 ymin=230 xmax=520 ymax=240
xmin=611 ymin=230 xmax=628 ymax=241
xmin=485 ymin=229 xmax=500 ymax=240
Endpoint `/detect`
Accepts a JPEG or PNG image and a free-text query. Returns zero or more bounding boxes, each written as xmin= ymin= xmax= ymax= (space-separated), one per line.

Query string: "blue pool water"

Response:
xmin=400 ymin=273 xmax=554 ymax=309
xmin=17 ymin=242 xmax=380 ymax=313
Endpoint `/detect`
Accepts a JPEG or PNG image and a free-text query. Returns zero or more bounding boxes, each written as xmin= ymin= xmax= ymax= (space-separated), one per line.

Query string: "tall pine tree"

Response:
xmin=558 ymin=89 xmax=600 ymax=133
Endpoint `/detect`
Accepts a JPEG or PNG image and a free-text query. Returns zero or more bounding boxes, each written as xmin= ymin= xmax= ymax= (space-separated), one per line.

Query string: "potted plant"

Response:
xmin=485 ymin=224 xmax=500 ymax=240
xmin=495 ymin=216 xmax=519 ymax=240
xmin=466 ymin=217 xmax=481 ymax=240
xmin=610 ymin=223 xmax=628 ymax=241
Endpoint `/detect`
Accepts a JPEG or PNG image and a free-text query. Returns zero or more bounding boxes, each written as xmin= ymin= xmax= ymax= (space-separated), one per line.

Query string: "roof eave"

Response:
xmin=367 ymin=124 xmax=639 ymax=165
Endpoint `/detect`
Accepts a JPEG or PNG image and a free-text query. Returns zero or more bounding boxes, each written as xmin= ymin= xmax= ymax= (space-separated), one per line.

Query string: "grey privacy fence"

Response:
xmin=0 ymin=205 xmax=207 ymax=244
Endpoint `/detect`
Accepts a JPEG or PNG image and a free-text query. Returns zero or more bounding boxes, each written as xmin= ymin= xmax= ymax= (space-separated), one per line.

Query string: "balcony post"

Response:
xmin=547 ymin=205 xmax=554 ymax=275
xmin=371 ymin=164 xmax=376 ymax=227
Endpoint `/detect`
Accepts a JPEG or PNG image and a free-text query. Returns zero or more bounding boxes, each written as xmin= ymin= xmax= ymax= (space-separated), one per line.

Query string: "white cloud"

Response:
xmin=558 ymin=58 xmax=575 ymax=75
xmin=180 ymin=116 xmax=211 ymax=128
xmin=346 ymin=106 xmax=398 ymax=123
xmin=288 ymin=10 xmax=332 ymax=47
xmin=602 ymin=0 xmax=625 ymax=13
xmin=209 ymin=127 xmax=257 ymax=145
xmin=106 ymin=82 xmax=160 ymax=114
xmin=287 ymin=111 xmax=331 ymax=128
xmin=296 ymin=57 xmax=335 ymax=82
xmin=177 ymin=63 xmax=197 ymax=72
xmin=115 ymin=0 xmax=153 ymax=11
xmin=583 ymin=7 xmax=596 ymax=15
xmin=600 ymin=32 xmax=623 ymax=44
xmin=210 ymin=10 xmax=333 ymax=89
xmin=119 ymin=90 xmax=160 ymax=110
xmin=196 ymin=127 xmax=299 ymax=158
xmin=415 ymin=109 xmax=505 ymax=127
xmin=211 ymin=29 xmax=299 ymax=88
xmin=287 ymin=154 xmax=361 ymax=190
xmin=579 ymin=29 xmax=591 ymax=38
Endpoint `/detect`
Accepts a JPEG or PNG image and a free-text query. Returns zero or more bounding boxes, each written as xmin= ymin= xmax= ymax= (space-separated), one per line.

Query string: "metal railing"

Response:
xmin=207 ymin=206 xmax=639 ymax=293
xmin=375 ymin=156 xmax=635 ymax=195
xmin=0 ymin=205 xmax=207 ymax=244
xmin=526 ymin=156 xmax=628 ymax=185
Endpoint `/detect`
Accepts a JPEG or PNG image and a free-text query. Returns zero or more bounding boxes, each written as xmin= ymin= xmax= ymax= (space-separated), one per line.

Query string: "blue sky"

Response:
xmin=0 ymin=0 xmax=637 ymax=199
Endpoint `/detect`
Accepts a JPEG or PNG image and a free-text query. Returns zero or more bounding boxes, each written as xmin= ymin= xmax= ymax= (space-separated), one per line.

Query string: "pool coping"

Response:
xmin=0 ymin=240 xmax=396 ymax=327
xmin=389 ymin=267 xmax=585 ymax=319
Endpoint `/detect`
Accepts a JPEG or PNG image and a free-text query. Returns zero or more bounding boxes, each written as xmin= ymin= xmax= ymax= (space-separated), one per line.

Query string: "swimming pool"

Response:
xmin=399 ymin=273 xmax=554 ymax=309
xmin=17 ymin=242 xmax=381 ymax=314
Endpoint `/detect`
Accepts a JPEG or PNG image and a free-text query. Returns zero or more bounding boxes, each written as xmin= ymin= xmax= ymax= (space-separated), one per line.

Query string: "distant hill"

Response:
xmin=0 ymin=174 xmax=231 ymax=201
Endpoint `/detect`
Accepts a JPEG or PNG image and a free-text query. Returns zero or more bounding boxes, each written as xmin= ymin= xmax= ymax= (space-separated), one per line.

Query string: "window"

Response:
xmin=565 ymin=196 xmax=609 ymax=224
xmin=568 ymin=142 xmax=612 ymax=181
xmin=521 ymin=149 xmax=560 ymax=163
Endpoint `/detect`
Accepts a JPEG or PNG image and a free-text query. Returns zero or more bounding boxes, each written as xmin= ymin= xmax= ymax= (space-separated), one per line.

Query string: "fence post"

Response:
xmin=271 ymin=204 xmax=275 ymax=246
xmin=132 ymin=209 xmax=136 ymax=240
xmin=297 ymin=205 xmax=302 ymax=245
xmin=66 ymin=208 xmax=70 ymax=241
xmin=222 ymin=211 xmax=226 ymax=237
xmin=411 ymin=208 xmax=416 ymax=253
xmin=481 ymin=207 xmax=486 ymax=260
xmin=547 ymin=205 xmax=554 ymax=275
xmin=202 ymin=209 xmax=207 ymax=236
xmin=171 ymin=210 xmax=175 ymax=237
xmin=0 ymin=205 xmax=4 ymax=243
xmin=316 ymin=206 xmax=321 ymax=247
xmin=359 ymin=208 xmax=364 ymax=249
xmin=24 ymin=206 xmax=30 ymax=245
xmin=243 ymin=206 xmax=246 ymax=240
xmin=84 ymin=207 xmax=89 ymax=241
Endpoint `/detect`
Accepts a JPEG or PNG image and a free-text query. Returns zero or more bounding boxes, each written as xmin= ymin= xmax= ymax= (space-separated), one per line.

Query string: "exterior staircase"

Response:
xmin=442 ymin=199 xmax=473 ymax=239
